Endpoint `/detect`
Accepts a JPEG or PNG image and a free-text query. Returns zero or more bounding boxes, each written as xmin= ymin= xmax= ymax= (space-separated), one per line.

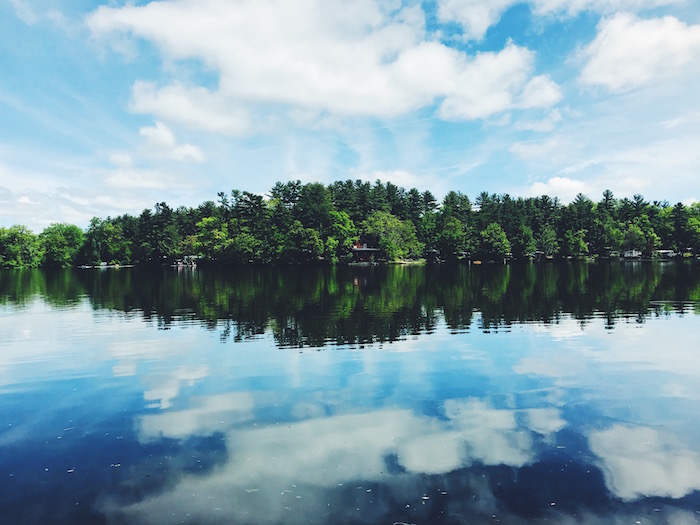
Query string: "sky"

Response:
xmin=1 ymin=0 xmax=700 ymax=231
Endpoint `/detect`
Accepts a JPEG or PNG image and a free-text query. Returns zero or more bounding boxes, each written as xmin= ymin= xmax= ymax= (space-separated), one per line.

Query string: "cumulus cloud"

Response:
xmin=527 ymin=176 xmax=588 ymax=202
xmin=437 ymin=44 xmax=562 ymax=120
xmin=138 ymin=121 xmax=205 ymax=163
xmin=353 ymin=169 xmax=425 ymax=189
xmin=87 ymin=0 xmax=560 ymax=128
xmin=580 ymin=13 xmax=700 ymax=91
xmin=130 ymin=81 xmax=251 ymax=136
xmin=436 ymin=0 xmax=516 ymax=40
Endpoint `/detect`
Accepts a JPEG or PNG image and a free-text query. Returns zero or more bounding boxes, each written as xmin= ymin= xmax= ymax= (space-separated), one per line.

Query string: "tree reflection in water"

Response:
xmin=2 ymin=261 xmax=699 ymax=347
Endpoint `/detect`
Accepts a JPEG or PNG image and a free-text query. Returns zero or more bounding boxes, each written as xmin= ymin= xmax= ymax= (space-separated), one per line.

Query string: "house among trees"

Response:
xmin=653 ymin=249 xmax=677 ymax=259
xmin=351 ymin=237 xmax=380 ymax=263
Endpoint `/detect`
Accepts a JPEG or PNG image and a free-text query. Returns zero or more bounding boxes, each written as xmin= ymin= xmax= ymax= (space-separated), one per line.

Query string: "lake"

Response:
xmin=1 ymin=261 xmax=700 ymax=524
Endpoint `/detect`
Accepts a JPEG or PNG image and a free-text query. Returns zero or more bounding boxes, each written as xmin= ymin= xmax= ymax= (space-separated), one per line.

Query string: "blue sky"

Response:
xmin=1 ymin=0 xmax=699 ymax=231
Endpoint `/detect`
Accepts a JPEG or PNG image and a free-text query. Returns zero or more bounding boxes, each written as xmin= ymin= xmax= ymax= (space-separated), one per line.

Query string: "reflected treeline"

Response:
xmin=2 ymin=261 xmax=699 ymax=346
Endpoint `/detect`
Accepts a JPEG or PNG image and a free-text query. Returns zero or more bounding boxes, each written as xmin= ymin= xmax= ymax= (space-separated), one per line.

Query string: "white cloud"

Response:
xmin=1 ymin=186 xmax=97 ymax=232
xmin=354 ymin=169 xmax=423 ymax=189
xmin=518 ymin=75 xmax=563 ymax=109
xmin=515 ymin=108 xmax=563 ymax=132
xmin=438 ymin=44 xmax=562 ymax=120
xmin=87 ymin=0 xmax=559 ymax=128
xmin=527 ymin=176 xmax=588 ymax=202
xmin=130 ymin=81 xmax=250 ymax=136
xmin=579 ymin=135 xmax=700 ymax=200
xmin=510 ymin=136 xmax=563 ymax=160
xmin=139 ymin=120 xmax=177 ymax=149
xmin=580 ymin=13 xmax=700 ymax=91
xmin=103 ymin=166 xmax=188 ymax=190
xmin=108 ymin=152 xmax=133 ymax=168
xmin=10 ymin=0 xmax=38 ymax=25
xmin=590 ymin=425 xmax=700 ymax=500
xmin=436 ymin=0 xmax=516 ymax=40
xmin=138 ymin=121 xmax=205 ymax=163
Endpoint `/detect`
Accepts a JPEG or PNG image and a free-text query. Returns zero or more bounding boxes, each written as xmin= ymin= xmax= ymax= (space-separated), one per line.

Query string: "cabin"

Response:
xmin=653 ymin=249 xmax=677 ymax=259
xmin=623 ymin=249 xmax=642 ymax=259
xmin=351 ymin=238 xmax=380 ymax=263
xmin=172 ymin=255 xmax=198 ymax=267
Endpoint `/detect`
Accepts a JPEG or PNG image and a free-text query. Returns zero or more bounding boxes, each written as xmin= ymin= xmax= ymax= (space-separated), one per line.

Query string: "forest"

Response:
xmin=1 ymin=179 xmax=700 ymax=268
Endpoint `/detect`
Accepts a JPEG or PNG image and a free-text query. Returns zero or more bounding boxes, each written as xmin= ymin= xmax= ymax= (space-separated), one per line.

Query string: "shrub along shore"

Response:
xmin=1 ymin=181 xmax=699 ymax=268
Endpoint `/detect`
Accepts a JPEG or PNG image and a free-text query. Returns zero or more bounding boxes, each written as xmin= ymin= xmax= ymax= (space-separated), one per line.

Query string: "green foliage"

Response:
xmin=4 ymin=183 xmax=699 ymax=267
xmin=623 ymin=217 xmax=660 ymax=255
xmin=80 ymin=217 xmax=131 ymax=265
xmin=688 ymin=216 xmax=700 ymax=252
xmin=327 ymin=210 xmax=357 ymax=263
xmin=437 ymin=217 xmax=470 ymax=260
xmin=324 ymin=236 xmax=340 ymax=264
xmin=195 ymin=216 xmax=229 ymax=261
xmin=296 ymin=183 xmax=333 ymax=235
xmin=479 ymin=223 xmax=511 ymax=260
xmin=537 ymin=224 xmax=559 ymax=257
xmin=623 ymin=223 xmax=645 ymax=252
xmin=39 ymin=223 xmax=84 ymax=268
xmin=562 ymin=229 xmax=589 ymax=257
xmin=0 ymin=225 xmax=42 ymax=268
xmin=441 ymin=191 xmax=472 ymax=224
xmin=418 ymin=212 xmax=437 ymax=250
xmin=362 ymin=211 xmax=424 ymax=261
xmin=511 ymin=225 xmax=536 ymax=258
xmin=283 ymin=220 xmax=323 ymax=263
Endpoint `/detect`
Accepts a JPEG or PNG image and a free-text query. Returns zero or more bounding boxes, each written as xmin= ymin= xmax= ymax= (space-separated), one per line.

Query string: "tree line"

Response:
xmin=1 ymin=180 xmax=700 ymax=268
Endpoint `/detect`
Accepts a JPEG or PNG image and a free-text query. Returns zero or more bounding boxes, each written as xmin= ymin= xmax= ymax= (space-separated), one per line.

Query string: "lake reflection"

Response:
xmin=1 ymin=262 xmax=700 ymax=524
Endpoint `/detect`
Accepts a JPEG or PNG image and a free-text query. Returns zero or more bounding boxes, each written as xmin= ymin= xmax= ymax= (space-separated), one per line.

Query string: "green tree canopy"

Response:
xmin=479 ymin=223 xmax=511 ymax=260
xmin=0 ymin=225 xmax=42 ymax=268
xmin=39 ymin=223 xmax=84 ymax=268
xmin=362 ymin=211 xmax=424 ymax=261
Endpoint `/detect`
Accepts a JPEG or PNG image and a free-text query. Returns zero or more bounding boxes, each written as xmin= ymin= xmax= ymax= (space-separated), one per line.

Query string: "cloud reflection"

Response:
xmin=108 ymin=396 xmax=567 ymax=524
xmin=138 ymin=392 xmax=254 ymax=441
xmin=589 ymin=424 xmax=700 ymax=501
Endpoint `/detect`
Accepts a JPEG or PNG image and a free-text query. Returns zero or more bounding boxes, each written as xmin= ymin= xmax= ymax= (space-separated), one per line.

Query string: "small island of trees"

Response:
xmin=1 ymin=180 xmax=700 ymax=268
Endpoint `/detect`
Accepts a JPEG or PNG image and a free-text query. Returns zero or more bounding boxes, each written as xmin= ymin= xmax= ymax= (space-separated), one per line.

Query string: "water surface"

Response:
xmin=1 ymin=262 xmax=700 ymax=524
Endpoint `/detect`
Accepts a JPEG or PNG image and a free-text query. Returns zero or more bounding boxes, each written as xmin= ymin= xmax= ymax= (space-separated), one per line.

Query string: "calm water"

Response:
xmin=1 ymin=262 xmax=700 ymax=524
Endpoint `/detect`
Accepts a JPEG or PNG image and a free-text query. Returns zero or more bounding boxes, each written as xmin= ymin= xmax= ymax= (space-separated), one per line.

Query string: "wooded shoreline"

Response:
xmin=1 ymin=180 xmax=699 ymax=268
